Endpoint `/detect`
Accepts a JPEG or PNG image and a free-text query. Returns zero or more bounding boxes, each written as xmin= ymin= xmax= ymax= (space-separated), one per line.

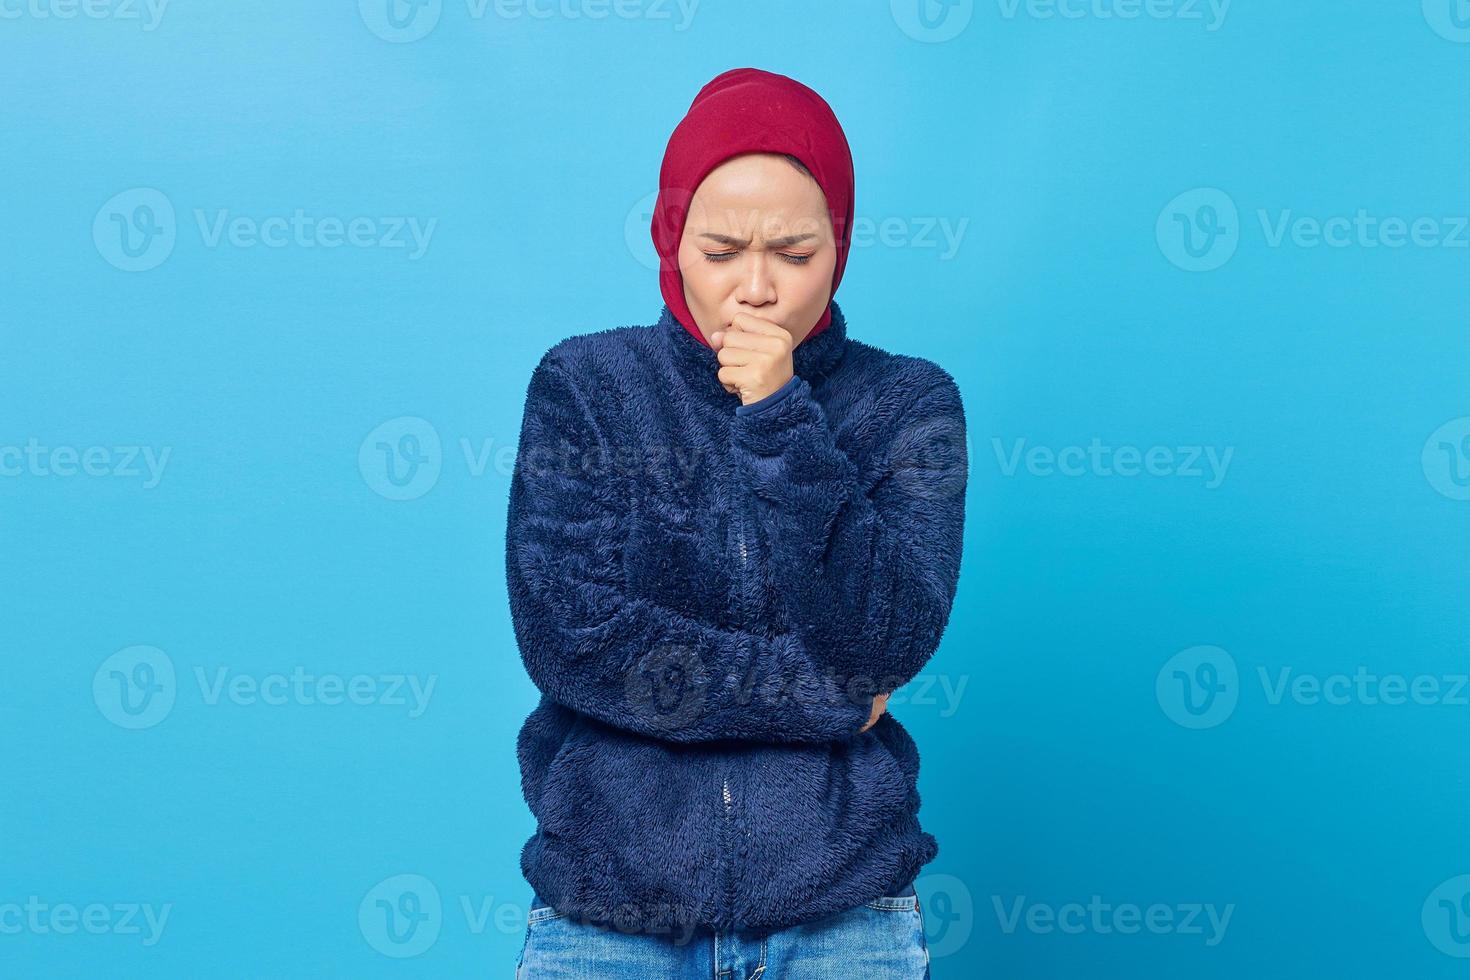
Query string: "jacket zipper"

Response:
xmin=719 ymin=464 xmax=748 ymax=926
xmin=737 ymin=509 xmax=748 ymax=566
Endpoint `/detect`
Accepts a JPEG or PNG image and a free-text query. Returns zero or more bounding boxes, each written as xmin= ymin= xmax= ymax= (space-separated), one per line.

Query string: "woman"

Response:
xmin=506 ymin=66 xmax=968 ymax=978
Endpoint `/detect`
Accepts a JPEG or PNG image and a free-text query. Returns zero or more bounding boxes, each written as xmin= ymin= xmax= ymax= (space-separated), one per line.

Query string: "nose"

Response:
xmin=734 ymin=250 xmax=777 ymax=308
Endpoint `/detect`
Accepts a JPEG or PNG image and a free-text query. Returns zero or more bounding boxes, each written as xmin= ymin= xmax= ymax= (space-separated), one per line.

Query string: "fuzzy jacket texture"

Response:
xmin=507 ymin=300 xmax=969 ymax=936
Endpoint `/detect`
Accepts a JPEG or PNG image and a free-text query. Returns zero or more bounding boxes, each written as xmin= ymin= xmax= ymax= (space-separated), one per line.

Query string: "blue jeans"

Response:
xmin=514 ymin=884 xmax=930 ymax=978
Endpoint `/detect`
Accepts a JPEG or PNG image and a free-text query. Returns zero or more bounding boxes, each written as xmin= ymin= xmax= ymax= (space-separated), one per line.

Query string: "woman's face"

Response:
xmin=677 ymin=152 xmax=838 ymax=347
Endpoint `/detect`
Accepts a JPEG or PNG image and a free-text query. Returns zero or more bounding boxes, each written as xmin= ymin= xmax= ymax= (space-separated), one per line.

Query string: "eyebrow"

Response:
xmin=697 ymin=232 xmax=818 ymax=248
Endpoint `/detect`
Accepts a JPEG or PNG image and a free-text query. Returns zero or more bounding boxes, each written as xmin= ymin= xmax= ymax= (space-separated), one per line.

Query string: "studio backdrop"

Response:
xmin=4 ymin=2 xmax=1469 ymax=977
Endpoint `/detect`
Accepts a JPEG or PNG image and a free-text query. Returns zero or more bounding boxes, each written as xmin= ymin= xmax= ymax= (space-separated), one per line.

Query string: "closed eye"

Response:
xmin=702 ymin=251 xmax=812 ymax=266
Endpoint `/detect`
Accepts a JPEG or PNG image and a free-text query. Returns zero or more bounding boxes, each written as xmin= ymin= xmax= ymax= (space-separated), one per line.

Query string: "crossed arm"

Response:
xmin=505 ymin=349 xmax=968 ymax=745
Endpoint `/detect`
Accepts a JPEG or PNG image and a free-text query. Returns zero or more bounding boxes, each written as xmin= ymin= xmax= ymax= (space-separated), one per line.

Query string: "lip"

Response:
xmin=723 ymin=317 xmax=782 ymax=330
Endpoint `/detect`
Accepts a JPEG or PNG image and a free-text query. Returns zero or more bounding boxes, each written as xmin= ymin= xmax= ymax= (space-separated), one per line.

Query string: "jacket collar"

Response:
xmin=657 ymin=302 xmax=849 ymax=398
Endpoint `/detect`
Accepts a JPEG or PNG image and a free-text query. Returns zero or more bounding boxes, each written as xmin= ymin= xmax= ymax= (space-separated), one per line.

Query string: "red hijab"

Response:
xmin=650 ymin=67 xmax=855 ymax=349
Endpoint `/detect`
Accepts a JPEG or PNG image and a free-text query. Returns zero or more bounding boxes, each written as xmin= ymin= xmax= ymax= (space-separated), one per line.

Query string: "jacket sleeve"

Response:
xmin=729 ymin=367 xmax=968 ymax=693
xmin=505 ymin=349 xmax=874 ymax=744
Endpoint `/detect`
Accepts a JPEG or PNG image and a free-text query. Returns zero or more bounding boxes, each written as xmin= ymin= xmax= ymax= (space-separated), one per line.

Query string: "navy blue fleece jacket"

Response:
xmin=507 ymin=300 xmax=968 ymax=935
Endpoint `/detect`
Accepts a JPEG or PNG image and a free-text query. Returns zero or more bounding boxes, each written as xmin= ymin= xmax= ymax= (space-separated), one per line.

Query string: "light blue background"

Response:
xmin=4 ymin=1 xmax=1470 ymax=977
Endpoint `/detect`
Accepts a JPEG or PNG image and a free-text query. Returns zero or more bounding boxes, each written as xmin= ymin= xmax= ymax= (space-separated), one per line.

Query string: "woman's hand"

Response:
xmin=710 ymin=313 xmax=795 ymax=405
xmin=858 ymin=693 xmax=890 ymax=734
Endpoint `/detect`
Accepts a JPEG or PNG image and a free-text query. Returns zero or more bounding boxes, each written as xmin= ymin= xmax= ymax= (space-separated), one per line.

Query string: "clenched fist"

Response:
xmin=709 ymin=313 xmax=796 ymax=406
